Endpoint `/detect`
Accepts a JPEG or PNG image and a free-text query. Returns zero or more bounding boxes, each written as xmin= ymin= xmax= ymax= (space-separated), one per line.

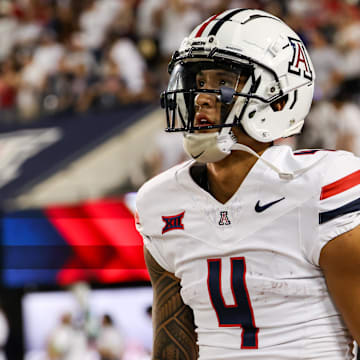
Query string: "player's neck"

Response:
xmin=206 ymin=145 xmax=268 ymax=204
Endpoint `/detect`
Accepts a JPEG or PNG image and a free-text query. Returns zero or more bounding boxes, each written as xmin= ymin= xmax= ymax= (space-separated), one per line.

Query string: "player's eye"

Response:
xmin=197 ymin=79 xmax=205 ymax=87
xmin=219 ymin=79 xmax=226 ymax=86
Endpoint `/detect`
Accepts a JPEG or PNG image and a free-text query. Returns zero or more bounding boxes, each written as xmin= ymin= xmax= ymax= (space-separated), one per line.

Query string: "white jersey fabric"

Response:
xmin=136 ymin=145 xmax=360 ymax=359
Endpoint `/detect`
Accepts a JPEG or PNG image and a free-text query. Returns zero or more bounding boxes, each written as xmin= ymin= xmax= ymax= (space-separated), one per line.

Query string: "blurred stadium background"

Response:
xmin=1 ymin=0 xmax=360 ymax=359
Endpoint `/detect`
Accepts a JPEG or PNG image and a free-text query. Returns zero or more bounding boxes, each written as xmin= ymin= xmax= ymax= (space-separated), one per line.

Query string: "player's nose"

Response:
xmin=195 ymin=92 xmax=217 ymax=109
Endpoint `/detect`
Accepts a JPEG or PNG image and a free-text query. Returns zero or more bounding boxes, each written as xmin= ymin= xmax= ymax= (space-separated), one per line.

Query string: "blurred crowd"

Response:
xmin=22 ymin=283 xmax=152 ymax=360
xmin=1 ymin=0 xmax=360 ymax=150
xmin=46 ymin=312 xmax=128 ymax=360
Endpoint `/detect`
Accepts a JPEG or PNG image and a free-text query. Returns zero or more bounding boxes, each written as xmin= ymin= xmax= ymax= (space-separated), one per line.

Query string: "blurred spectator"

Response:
xmin=108 ymin=0 xmax=138 ymax=37
xmin=60 ymin=35 xmax=97 ymax=79
xmin=96 ymin=314 xmax=124 ymax=360
xmin=151 ymin=0 xmax=203 ymax=86
xmin=42 ymin=34 xmax=98 ymax=114
xmin=0 ymin=3 xmax=18 ymax=61
xmin=74 ymin=0 xmax=123 ymax=56
xmin=45 ymin=1 xmax=79 ymax=43
xmin=16 ymin=49 xmax=43 ymax=120
xmin=32 ymin=30 xmax=65 ymax=82
xmin=333 ymin=91 xmax=360 ymax=156
xmin=15 ymin=29 xmax=64 ymax=120
xmin=154 ymin=0 xmax=202 ymax=59
xmin=287 ymin=0 xmax=321 ymax=18
xmin=136 ymin=0 xmax=163 ymax=41
xmin=0 ymin=57 xmax=19 ymax=124
xmin=108 ymin=35 xmax=147 ymax=97
xmin=300 ymin=82 xmax=360 ymax=155
xmin=299 ymin=99 xmax=339 ymax=150
xmin=308 ymin=27 xmax=342 ymax=100
xmin=76 ymin=53 xmax=130 ymax=112
xmin=144 ymin=130 xmax=187 ymax=179
xmin=47 ymin=311 xmax=98 ymax=360
xmin=130 ymin=130 xmax=188 ymax=189
xmin=14 ymin=3 xmax=42 ymax=49
xmin=199 ymin=0 xmax=233 ymax=15
xmin=335 ymin=4 xmax=360 ymax=80
xmin=135 ymin=0 xmax=164 ymax=87
xmin=47 ymin=312 xmax=76 ymax=360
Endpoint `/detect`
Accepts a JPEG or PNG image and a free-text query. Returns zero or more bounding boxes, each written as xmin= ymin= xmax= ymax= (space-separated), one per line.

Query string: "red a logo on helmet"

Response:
xmin=288 ymin=37 xmax=313 ymax=81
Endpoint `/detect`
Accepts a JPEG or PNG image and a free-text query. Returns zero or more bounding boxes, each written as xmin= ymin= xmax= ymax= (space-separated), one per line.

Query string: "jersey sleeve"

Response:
xmin=313 ymin=151 xmax=360 ymax=265
xmin=135 ymin=182 xmax=175 ymax=273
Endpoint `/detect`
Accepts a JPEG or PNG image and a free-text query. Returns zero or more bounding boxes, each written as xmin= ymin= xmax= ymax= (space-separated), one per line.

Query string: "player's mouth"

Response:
xmin=194 ymin=113 xmax=215 ymax=127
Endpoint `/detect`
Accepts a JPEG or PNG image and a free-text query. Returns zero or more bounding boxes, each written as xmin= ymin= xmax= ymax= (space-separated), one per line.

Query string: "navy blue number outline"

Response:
xmin=207 ymin=257 xmax=259 ymax=349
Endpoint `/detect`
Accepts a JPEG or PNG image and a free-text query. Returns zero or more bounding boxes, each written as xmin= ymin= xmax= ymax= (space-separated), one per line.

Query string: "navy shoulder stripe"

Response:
xmin=319 ymin=197 xmax=360 ymax=224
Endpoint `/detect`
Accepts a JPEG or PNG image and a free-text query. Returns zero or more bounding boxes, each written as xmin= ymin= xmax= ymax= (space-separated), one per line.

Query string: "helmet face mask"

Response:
xmin=161 ymin=9 xmax=315 ymax=146
xmin=162 ymin=59 xmax=257 ymax=133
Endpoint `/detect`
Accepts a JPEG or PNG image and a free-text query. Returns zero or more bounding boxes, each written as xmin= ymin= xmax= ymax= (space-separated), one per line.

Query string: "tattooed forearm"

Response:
xmin=144 ymin=247 xmax=199 ymax=360
xmin=152 ymin=271 xmax=198 ymax=359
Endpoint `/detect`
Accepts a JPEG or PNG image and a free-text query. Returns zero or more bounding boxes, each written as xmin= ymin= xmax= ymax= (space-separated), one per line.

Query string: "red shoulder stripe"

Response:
xmin=195 ymin=12 xmax=223 ymax=37
xmin=321 ymin=169 xmax=360 ymax=200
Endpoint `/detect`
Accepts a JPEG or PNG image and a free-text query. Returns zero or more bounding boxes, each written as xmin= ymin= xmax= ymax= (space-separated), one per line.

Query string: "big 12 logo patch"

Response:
xmin=288 ymin=37 xmax=313 ymax=81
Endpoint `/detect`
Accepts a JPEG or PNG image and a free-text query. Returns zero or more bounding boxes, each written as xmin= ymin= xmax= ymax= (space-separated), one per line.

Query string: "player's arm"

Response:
xmin=319 ymin=225 xmax=360 ymax=343
xmin=144 ymin=247 xmax=199 ymax=360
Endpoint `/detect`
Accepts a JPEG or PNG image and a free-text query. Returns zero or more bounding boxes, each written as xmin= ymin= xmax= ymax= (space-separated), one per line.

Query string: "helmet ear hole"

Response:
xmin=270 ymin=94 xmax=288 ymax=112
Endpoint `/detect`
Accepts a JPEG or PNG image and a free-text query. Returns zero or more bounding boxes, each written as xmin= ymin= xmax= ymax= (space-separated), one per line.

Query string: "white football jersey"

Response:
xmin=136 ymin=145 xmax=360 ymax=359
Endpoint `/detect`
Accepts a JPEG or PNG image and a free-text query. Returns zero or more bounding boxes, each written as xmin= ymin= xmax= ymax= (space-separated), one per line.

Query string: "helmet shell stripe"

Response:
xmin=195 ymin=12 xmax=223 ymax=37
xmin=208 ymin=8 xmax=249 ymax=36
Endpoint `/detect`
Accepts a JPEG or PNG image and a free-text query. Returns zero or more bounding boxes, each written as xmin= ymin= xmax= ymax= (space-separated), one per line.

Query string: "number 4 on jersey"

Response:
xmin=207 ymin=257 xmax=259 ymax=349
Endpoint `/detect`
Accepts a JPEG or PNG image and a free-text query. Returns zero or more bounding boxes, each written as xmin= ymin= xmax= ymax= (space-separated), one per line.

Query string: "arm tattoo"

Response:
xmin=144 ymin=248 xmax=199 ymax=360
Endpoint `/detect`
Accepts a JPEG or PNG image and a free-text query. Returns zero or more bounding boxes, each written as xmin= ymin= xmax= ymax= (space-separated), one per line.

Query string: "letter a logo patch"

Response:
xmin=162 ymin=211 xmax=185 ymax=234
xmin=219 ymin=211 xmax=231 ymax=226
xmin=288 ymin=37 xmax=313 ymax=81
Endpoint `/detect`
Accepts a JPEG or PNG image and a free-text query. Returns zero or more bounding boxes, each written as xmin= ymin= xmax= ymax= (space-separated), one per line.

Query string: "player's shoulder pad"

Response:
xmin=292 ymin=148 xmax=360 ymax=183
xmin=292 ymin=148 xmax=336 ymax=163
xmin=136 ymin=160 xmax=192 ymax=235
xmin=319 ymin=150 xmax=360 ymax=186
xmin=316 ymin=150 xmax=360 ymax=245
xmin=316 ymin=150 xmax=360 ymax=218
xmin=137 ymin=161 xmax=191 ymax=205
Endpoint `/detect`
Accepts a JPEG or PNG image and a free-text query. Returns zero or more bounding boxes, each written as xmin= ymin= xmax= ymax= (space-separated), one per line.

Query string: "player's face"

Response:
xmin=194 ymin=69 xmax=247 ymax=132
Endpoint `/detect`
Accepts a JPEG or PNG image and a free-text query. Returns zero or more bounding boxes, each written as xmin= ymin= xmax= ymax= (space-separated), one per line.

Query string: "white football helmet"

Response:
xmin=161 ymin=9 xmax=315 ymax=164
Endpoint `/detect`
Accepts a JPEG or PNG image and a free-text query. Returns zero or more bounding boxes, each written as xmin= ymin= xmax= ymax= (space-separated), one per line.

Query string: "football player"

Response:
xmin=136 ymin=8 xmax=360 ymax=359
